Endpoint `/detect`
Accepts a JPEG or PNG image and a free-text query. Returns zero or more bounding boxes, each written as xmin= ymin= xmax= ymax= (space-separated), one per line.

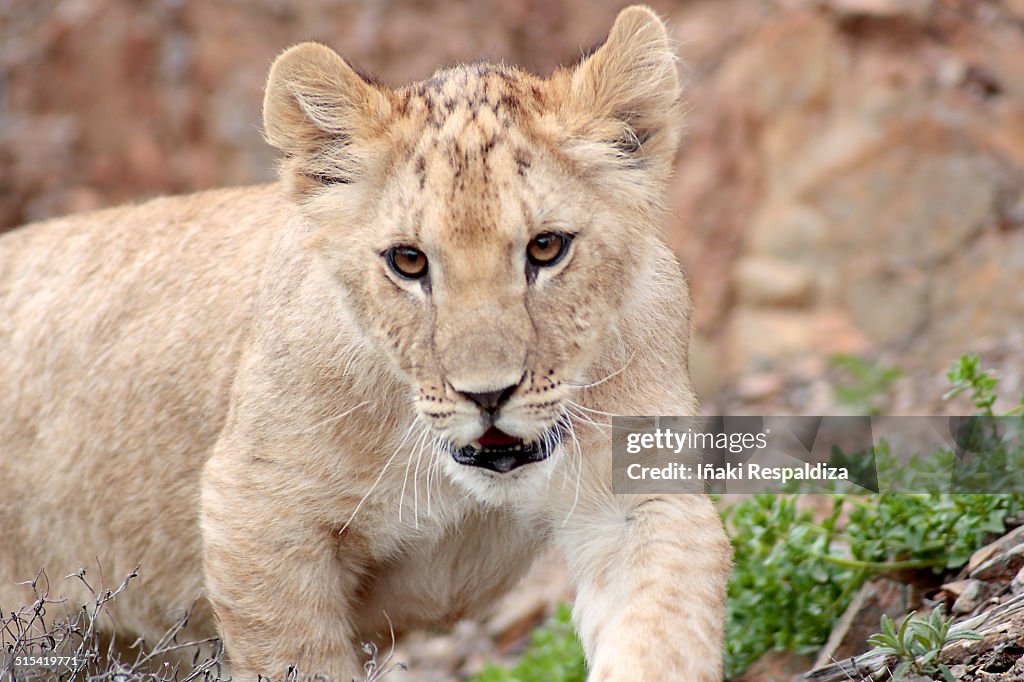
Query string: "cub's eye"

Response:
xmin=386 ymin=246 xmax=429 ymax=280
xmin=527 ymin=232 xmax=571 ymax=267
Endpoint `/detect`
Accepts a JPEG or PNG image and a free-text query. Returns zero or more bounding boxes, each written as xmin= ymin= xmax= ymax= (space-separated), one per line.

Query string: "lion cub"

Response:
xmin=0 ymin=6 xmax=730 ymax=680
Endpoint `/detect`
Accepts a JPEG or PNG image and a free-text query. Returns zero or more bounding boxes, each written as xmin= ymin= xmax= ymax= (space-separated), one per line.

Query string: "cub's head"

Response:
xmin=263 ymin=6 xmax=684 ymax=503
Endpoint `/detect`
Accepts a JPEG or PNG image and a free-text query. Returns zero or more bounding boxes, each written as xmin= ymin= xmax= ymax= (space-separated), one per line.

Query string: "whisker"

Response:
xmin=564 ymin=349 xmax=636 ymax=390
xmin=339 ymin=416 xmax=420 ymax=535
xmin=302 ymin=400 xmax=372 ymax=433
xmin=565 ymin=404 xmax=612 ymax=432
xmin=341 ymin=347 xmax=362 ymax=377
xmin=412 ymin=429 xmax=430 ymax=529
xmin=424 ymin=436 xmax=434 ymax=517
xmin=562 ymin=418 xmax=584 ymax=526
xmin=399 ymin=425 xmax=429 ymax=525
xmin=565 ymin=399 xmax=618 ymax=419
xmin=426 ymin=435 xmax=447 ymax=517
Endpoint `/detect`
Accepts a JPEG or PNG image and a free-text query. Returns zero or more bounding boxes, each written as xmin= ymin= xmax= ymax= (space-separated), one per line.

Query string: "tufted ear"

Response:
xmin=564 ymin=6 xmax=682 ymax=166
xmin=263 ymin=42 xmax=394 ymax=196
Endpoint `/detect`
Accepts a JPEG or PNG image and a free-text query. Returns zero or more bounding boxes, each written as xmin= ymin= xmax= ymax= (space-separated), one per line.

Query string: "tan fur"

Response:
xmin=0 ymin=7 xmax=730 ymax=681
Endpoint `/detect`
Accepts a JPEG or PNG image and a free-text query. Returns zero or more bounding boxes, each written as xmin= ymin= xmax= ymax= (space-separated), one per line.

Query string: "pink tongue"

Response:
xmin=479 ymin=427 xmax=520 ymax=447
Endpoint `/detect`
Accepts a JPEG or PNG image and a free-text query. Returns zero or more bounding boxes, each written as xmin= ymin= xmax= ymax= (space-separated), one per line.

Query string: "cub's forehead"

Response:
xmin=384 ymin=63 xmax=563 ymax=242
xmin=399 ymin=63 xmax=546 ymax=131
xmin=390 ymin=63 xmax=553 ymax=166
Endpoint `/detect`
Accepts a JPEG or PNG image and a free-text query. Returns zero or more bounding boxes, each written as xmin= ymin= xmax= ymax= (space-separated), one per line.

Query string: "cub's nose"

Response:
xmin=461 ymin=383 xmax=518 ymax=413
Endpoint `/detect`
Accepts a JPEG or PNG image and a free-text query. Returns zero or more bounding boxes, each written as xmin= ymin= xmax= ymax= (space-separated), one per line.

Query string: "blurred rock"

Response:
xmin=1008 ymin=0 xmax=1024 ymax=19
xmin=689 ymin=335 xmax=728 ymax=399
xmin=825 ymin=0 xmax=934 ymax=21
xmin=726 ymin=310 xmax=818 ymax=372
xmin=734 ymin=372 xmax=785 ymax=402
xmin=4 ymin=0 xmax=1024 ymax=394
xmin=734 ymin=256 xmax=815 ymax=308
xmin=971 ymin=545 xmax=1024 ymax=583
xmin=967 ymin=526 xmax=1024 ymax=576
xmin=747 ymin=203 xmax=830 ymax=263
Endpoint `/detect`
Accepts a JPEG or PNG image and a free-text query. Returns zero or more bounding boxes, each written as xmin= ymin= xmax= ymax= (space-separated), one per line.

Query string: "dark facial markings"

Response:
xmin=401 ymin=63 xmax=546 ymax=196
xmin=414 ymin=154 xmax=427 ymax=189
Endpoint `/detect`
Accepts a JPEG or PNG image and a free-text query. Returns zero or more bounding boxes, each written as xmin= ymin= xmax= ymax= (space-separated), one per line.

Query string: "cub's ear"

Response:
xmin=263 ymin=42 xmax=394 ymax=195
xmin=564 ymin=6 xmax=682 ymax=167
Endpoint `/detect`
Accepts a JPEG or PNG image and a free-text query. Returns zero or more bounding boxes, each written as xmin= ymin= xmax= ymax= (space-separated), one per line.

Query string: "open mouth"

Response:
xmin=452 ymin=426 xmax=561 ymax=474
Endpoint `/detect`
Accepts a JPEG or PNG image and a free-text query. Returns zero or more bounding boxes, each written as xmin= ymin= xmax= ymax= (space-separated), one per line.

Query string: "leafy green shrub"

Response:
xmin=469 ymin=605 xmax=586 ymax=682
xmin=723 ymin=353 xmax=1024 ymax=677
xmin=831 ymin=354 xmax=903 ymax=415
xmin=944 ymin=353 xmax=1000 ymax=416
xmin=722 ymin=495 xmax=858 ymax=675
xmin=723 ymin=490 xmax=1023 ymax=677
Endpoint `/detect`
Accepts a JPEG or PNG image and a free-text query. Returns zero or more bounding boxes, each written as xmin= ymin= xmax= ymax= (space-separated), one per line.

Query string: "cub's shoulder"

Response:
xmin=0 ymin=184 xmax=299 ymax=273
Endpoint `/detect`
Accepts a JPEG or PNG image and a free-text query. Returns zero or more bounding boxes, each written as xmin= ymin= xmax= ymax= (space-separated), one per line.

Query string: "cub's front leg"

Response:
xmin=554 ymin=460 xmax=731 ymax=681
xmin=200 ymin=450 xmax=367 ymax=682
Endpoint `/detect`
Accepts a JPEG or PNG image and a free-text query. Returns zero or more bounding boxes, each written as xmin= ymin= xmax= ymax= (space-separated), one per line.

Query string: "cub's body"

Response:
xmin=0 ymin=187 xmax=278 ymax=640
xmin=0 ymin=7 xmax=730 ymax=681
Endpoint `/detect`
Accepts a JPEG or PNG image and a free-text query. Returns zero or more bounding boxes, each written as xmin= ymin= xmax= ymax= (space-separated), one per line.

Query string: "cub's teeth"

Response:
xmin=471 ymin=440 xmax=482 ymax=449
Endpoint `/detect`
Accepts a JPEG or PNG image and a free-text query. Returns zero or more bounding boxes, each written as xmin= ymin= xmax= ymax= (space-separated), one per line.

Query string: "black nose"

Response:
xmin=462 ymin=384 xmax=518 ymax=412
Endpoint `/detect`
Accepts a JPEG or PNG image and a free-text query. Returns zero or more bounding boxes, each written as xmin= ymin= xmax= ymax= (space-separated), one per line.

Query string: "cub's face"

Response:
xmin=263 ymin=7 xmax=683 ymax=503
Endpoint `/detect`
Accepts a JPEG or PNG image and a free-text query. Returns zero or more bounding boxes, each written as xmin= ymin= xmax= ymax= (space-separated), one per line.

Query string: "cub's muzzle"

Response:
xmin=452 ymin=426 xmax=561 ymax=473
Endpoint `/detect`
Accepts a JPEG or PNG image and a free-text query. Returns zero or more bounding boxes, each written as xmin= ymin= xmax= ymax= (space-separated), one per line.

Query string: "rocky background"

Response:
xmin=2 ymin=0 xmax=1023 ymax=411
xmin=2 ymin=1 xmax=1024 ymax=680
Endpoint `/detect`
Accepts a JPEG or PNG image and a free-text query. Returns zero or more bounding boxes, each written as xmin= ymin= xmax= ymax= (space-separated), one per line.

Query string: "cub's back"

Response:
xmin=0 ymin=184 xmax=292 ymax=638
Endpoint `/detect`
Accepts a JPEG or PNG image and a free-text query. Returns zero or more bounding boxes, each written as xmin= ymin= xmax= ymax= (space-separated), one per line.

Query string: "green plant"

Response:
xmin=721 ymin=354 xmax=1024 ymax=677
xmin=944 ymin=353 xmax=1000 ymax=416
xmin=831 ymin=354 xmax=903 ymax=415
xmin=867 ymin=606 xmax=981 ymax=681
xmin=722 ymin=492 xmax=1021 ymax=677
xmin=722 ymin=495 xmax=859 ymax=677
xmin=469 ymin=604 xmax=586 ymax=682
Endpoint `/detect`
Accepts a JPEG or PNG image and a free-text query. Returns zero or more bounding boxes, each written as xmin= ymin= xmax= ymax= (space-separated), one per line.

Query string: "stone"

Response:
xmin=843 ymin=267 xmax=929 ymax=345
xmin=1008 ymin=0 xmax=1024 ymax=19
xmin=949 ymin=664 xmax=968 ymax=679
xmin=949 ymin=579 xmax=988 ymax=615
xmin=689 ymin=335 xmax=728 ymax=399
xmin=735 ymin=372 xmax=785 ymax=402
xmin=805 ymin=127 xmax=1004 ymax=269
xmin=967 ymin=525 xmax=1024 ymax=576
xmin=725 ymin=310 xmax=817 ymax=373
xmin=971 ymin=544 xmax=1024 ymax=582
xmin=736 ymin=650 xmax=815 ymax=681
xmin=825 ymin=0 xmax=934 ymax=21
xmin=941 ymin=578 xmax=977 ymax=600
xmin=928 ymin=230 xmax=1024 ymax=368
xmin=716 ymin=12 xmax=838 ymax=117
xmin=734 ymin=256 xmax=815 ymax=307
xmin=747 ymin=204 xmax=830 ymax=262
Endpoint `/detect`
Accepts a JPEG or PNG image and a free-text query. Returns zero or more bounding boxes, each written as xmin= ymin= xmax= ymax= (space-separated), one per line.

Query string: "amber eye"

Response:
xmin=527 ymin=232 xmax=570 ymax=267
xmin=386 ymin=246 xmax=429 ymax=280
